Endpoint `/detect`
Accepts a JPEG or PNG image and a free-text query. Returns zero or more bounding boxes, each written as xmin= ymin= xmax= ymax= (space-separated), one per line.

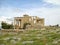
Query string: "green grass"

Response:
xmin=0 ymin=28 xmax=60 ymax=45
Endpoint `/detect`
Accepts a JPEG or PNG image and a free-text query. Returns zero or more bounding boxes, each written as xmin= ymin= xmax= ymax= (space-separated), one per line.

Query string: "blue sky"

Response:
xmin=0 ymin=0 xmax=60 ymax=25
xmin=0 ymin=0 xmax=58 ymax=8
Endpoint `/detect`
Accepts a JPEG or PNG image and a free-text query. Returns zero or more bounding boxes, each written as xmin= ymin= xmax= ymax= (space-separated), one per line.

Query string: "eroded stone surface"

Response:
xmin=22 ymin=41 xmax=34 ymax=44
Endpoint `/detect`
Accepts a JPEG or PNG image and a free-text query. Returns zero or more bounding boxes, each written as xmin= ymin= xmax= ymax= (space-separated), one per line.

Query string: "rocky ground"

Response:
xmin=0 ymin=27 xmax=60 ymax=45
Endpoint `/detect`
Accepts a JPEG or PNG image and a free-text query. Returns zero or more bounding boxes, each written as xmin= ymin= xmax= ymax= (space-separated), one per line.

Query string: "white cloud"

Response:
xmin=0 ymin=16 xmax=13 ymax=24
xmin=0 ymin=7 xmax=60 ymax=26
xmin=0 ymin=7 xmax=26 ymax=17
xmin=26 ymin=7 xmax=60 ymax=25
xmin=44 ymin=0 xmax=60 ymax=5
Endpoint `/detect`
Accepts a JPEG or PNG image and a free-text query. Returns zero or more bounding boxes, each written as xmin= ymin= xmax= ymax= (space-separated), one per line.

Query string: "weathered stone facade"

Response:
xmin=14 ymin=14 xmax=44 ymax=29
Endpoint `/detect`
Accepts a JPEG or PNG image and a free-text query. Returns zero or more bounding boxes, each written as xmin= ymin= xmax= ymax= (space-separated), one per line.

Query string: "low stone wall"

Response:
xmin=0 ymin=26 xmax=59 ymax=33
xmin=0 ymin=29 xmax=25 ymax=33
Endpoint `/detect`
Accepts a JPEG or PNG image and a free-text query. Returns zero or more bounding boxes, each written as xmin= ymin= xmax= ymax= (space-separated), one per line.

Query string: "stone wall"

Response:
xmin=14 ymin=14 xmax=44 ymax=29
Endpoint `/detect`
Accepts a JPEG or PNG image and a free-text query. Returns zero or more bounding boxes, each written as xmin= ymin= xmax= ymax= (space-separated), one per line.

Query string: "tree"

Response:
xmin=56 ymin=24 xmax=59 ymax=27
xmin=1 ymin=22 xmax=13 ymax=29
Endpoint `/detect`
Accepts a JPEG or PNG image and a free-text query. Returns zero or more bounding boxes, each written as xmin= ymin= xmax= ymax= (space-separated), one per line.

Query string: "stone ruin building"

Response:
xmin=14 ymin=14 xmax=44 ymax=29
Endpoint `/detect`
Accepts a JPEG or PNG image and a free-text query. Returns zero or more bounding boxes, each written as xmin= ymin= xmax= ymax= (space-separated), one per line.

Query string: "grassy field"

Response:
xmin=0 ymin=28 xmax=60 ymax=45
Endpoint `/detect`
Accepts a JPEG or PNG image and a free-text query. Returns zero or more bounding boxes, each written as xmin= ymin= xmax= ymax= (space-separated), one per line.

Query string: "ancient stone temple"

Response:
xmin=14 ymin=14 xmax=44 ymax=29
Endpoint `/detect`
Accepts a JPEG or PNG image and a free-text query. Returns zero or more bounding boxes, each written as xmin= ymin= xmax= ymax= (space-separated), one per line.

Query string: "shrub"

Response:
xmin=1 ymin=22 xmax=13 ymax=29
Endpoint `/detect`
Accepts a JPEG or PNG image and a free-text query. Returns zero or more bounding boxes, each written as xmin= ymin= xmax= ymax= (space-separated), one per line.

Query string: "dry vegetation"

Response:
xmin=0 ymin=27 xmax=60 ymax=45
